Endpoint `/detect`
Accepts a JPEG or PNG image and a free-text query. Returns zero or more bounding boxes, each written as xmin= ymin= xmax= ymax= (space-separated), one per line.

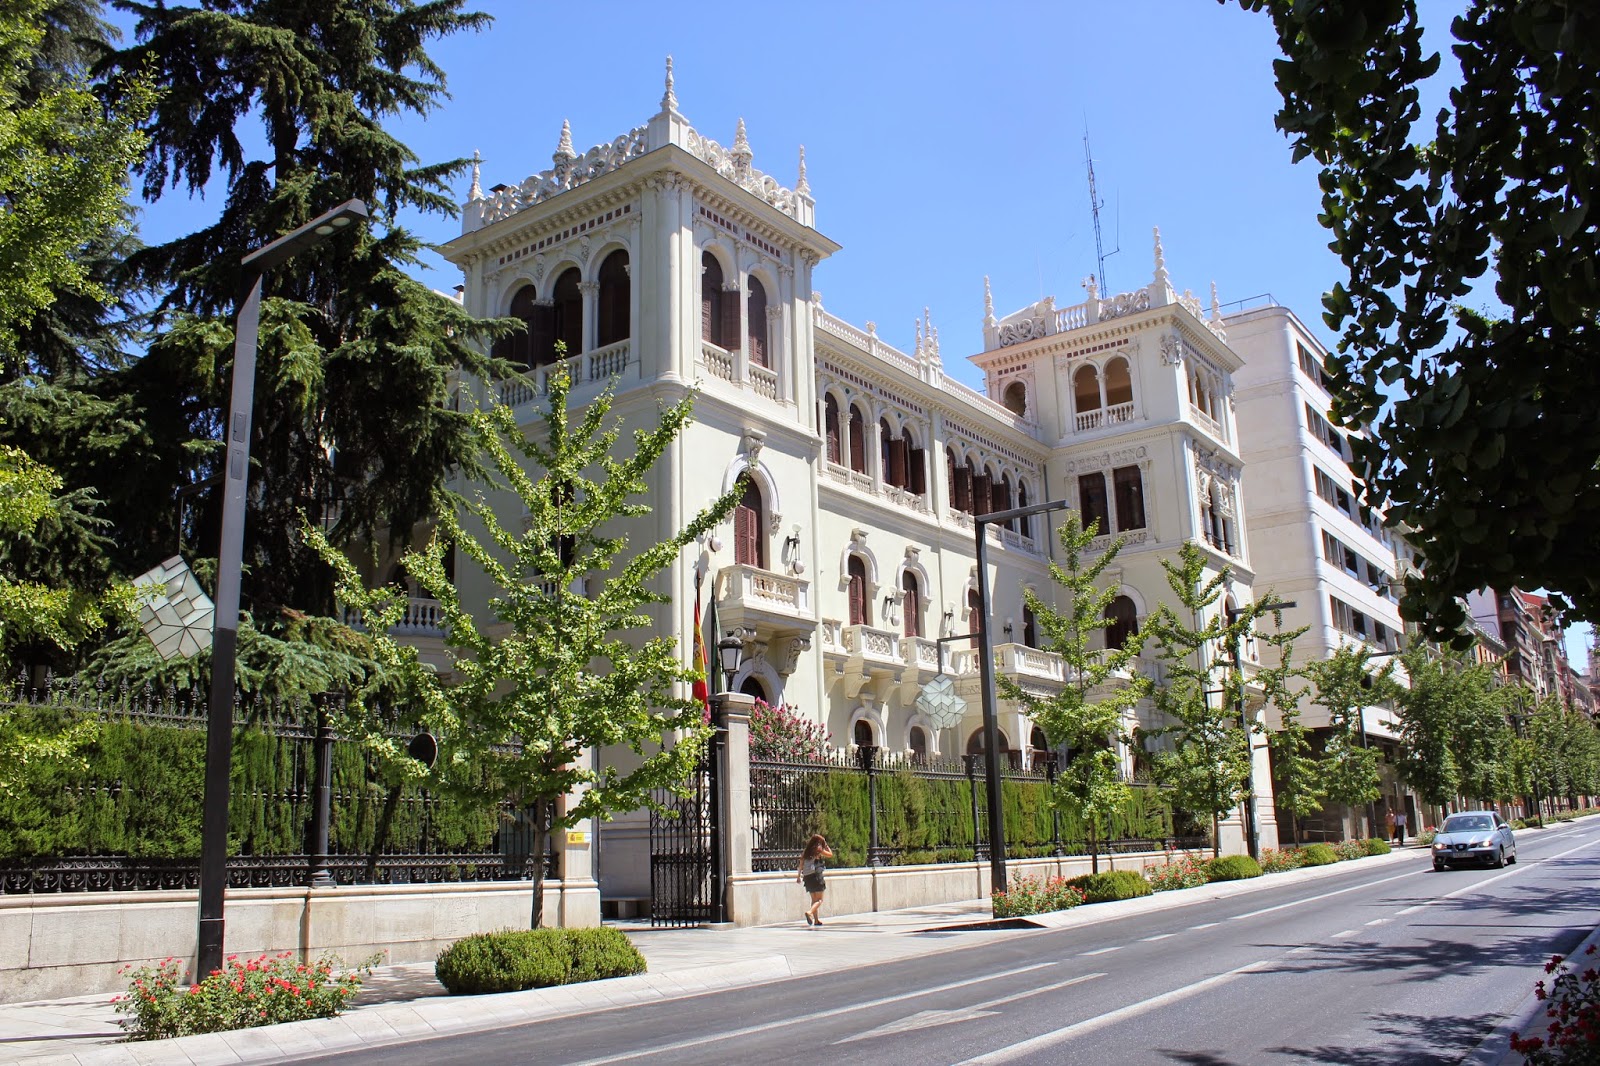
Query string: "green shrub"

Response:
xmin=992 ymin=874 xmax=1086 ymax=917
xmin=435 ymin=929 xmax=645 ymax=995
xmin=1415 ymin=829 xmax=1435 ymax=846
xmin=1144 ymin=854 xmax=1209 ymax=891
xmin=1334 ymin=839 xmax=1365 ymax=861
xmin=114 ymin=952 xmax=372 ymax=1040
xmin=1206 ymin=855 xmax=1262 ymax=882
xmin=1066 ymin=869 xmax=1153 ymax=903
xmin=1361 ymin=837 xmax=1392 ymax=856
xmin=1259 ymin=847 xmax=1303 ymax=873
xmin=1300 ymin=843 xmax=1339 ymax=866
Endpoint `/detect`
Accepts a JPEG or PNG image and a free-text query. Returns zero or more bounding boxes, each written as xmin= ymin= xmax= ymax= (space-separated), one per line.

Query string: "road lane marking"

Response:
xmin=835 ymin=974 xmax=1105 ymax=1046
xmin=1366 ymin=918 xmax=1391 ymax=926
xmin=1141 ymin=934 xmax=1174 ymax=942
xmin=1396 ymin=835 xmax=1600 ymax=915
xmin=1331 ymin=929 xmax=1356 ymax=939
xmin=564 ymin=961 xmax=1058 ymax=1065
xmin=1079 ymin=946 xmax=1121 ymax=956
xmin=955 ymin=958 xmax=1275 ymax=1064
xmin=1191 ymin=922 xmax=1219 ymax=930
xmin=1228 ymin=869 xmax=1423 ymax=921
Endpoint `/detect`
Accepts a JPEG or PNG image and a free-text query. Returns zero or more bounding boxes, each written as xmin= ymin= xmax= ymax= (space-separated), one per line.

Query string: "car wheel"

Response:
xmin=1508 ymin=848 xmax=1517 ymax=865
xmin=1433 ymin=860 xmax=1445 ymax=872
xmin=1491 ymin=847 xmax=1505 ymax=869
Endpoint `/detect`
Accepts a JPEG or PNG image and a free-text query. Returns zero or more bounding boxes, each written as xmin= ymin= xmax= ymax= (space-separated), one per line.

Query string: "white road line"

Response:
xmin=1228 ymin=868 xmax=1423 ymax=921
xmin=1191 ymin=922 xmax=1219 ymax=930
xmin=1079 ymin=945 xmax=1121 ymax=956
xmin=970 ymin=972 xmax=1105 ymax=1011
xmin=564 ymin=962 xmax=1057 ymax=1066
xmin=1331 ymin=929 xmax=1357 ymax=939
xmin=1395 ymin=835 xmax=1600 ymax=916
xmin=1366 ymin=918 xmax=1392 ymax=926
xmin=1140 ymin=934 xmax=1174 ymax=942
xmin=956 ymin=958 xmax=1276 ymax=1064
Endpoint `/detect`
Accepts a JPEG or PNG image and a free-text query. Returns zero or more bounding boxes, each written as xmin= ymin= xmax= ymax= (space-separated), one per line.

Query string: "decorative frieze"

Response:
xmin=480 ymin=127 xmax=648 ymax=225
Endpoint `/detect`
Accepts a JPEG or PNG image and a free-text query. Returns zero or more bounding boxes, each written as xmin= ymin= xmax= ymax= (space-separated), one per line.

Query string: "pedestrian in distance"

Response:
xmin=798 ymin=833 xmax=833 ymax=926
xmin=1395 ymin=810 xmax=1408 ymax=846
xmin=1386 ymin=809 xmax=1396 ymax=845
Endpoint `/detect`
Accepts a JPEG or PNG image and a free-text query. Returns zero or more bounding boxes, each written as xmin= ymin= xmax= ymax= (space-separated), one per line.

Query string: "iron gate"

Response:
xmin=648 ymin=751 xmax=717 ymax=927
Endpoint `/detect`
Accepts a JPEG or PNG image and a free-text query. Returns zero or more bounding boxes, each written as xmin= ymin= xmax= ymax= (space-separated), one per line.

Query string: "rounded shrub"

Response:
xmin=1258 ymin=847 xmax=1303 ymax=874
xmin=435 ymin=928 xmax=646 ymax=995
xmin=1206 ymin=854 xmax=1262 ymax=882
xmin=1361 ymin=837 xmax=1392 ymax=856
xmin=1334 ymin=839 xmax=1365 ymax=861
xmin=1299 ymin=843 xmax=1339 ymax=866
xmin=1065 ymin=869 xmax=1153 ymax=904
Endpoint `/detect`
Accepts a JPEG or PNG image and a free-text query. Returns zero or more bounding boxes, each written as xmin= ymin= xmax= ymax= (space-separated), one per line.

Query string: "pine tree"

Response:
xmin=1000 ymin=514 xmax=1147 ymax=873
xmin=313 ymin=366 xmax=741 ymax=926
xmin=1305 ymin=644 xmax=1396 ymax=838
xmin=94 ymin=0 xmax=508 ymax=618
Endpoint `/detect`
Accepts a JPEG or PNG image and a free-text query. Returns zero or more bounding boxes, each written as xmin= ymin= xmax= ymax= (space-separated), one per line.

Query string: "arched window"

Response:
xmin=740 ymin=674 xmax=767 ymax=701
xmin=880 ymin=418 xmax=896 ymax=485
xmin=701 ymin=253 xmax=734 ymax=349
xmin=1078 ymin=471 xmax=1110 ymax=535
xmin=853 ymin=719 xmax=875 ymax=747
xmin=847 ymin=555 xmax=869 ymax=626
xmin=967 ymin=727 xmax=1010 ymax=755
xmin=597 ymin=250 xmax=630 ymax=347
xmin=902 ymin=570 xmax=921 ymax=638
xmin=1022 ymin=605 xmax=1037 ymax=648
xmin=1105 ymin=357 xmax=1133 ymax=408
xmin=1105 ymin=595 xmax=1139 ymax=651
xmin=1017 ymin=482 xmax=1031 ymax=540
xmin=1002 ymin=380 xmax=1027 ymax=417
xmin=734 ymin=478 xmax=765 ymax=568
xmin=947 ymin=449 xmax=971 ymax=512
xmin=848 ymin=405 xmax=867 ymax=474
xmin=904 ymin=428 xmax=926 ymax=495
xmin=1030 ymin=726 xmax=1049 ymax=755
xmin=1074 ymin=365 xmax=1102 ymax=413
xmin=548 ymin=267 xmax=583 ymax=363
xmin=747 ymin=276 xmax=769 ymax=368
xmin=495 ymin=284 xmax=543 ymax=369
xmin=909 ymin=726 xmax=928 ymax=764
xmin=995 ymin=473 xmax=1014 ymax=529
xmin=972 ymin=465 xmax=992 ymax=517
xmin=823 ymin=395 xmax=842 ymax=464
xmin=1113 ymin=466 xmax=1146 ymax=531
xmin=968 ymin=588 xmax=983 ymax=648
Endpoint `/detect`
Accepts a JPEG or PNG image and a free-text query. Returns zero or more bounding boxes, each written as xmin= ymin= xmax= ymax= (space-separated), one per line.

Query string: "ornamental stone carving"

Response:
xmin=1159 ymin=333 xmax=1184 ymax=366
xmin=1099 ymin=289 xmax=1151 ymax=321
xmin=480 ymin=126 xmax=650 ymax=224
xmin=683 ymin=126 xmax=799 ymax=219
xmin=774 ymin=634 xmax=812 ymax=676
xmin=998 ymin=315 xmax=1048 ymax=347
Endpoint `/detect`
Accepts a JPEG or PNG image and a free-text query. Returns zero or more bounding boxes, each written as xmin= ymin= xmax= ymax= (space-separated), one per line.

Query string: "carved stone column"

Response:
xmin=578 ymin=280 xmax=600 ymax=355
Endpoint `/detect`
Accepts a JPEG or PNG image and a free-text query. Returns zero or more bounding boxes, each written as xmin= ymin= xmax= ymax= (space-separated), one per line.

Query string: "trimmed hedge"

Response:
xmin=1299 ymin=843 xmax=1339 ymax=866
xmin=435 ymin=929 xmax=645 ymax=995
xmin=1361 ymin=837 xmax=1392 ymax=856
xmin=1065 ymin=869 xmax=1153 ymax=903
xmin=1206 ymin=855 xmax=1262 ymax=882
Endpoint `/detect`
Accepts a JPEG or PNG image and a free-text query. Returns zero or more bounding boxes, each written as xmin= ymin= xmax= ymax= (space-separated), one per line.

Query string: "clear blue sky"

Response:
xmin=115 ymin=0 xmax=1594 ymax=670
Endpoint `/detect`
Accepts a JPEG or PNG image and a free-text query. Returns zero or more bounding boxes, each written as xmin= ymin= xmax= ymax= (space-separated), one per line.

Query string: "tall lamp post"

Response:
xmin=973 ymin=496 xmax=1070 ymax=892
xmin=198 ymin=200 xmax=369 ymax=977
xmin=707 ymin=632 xmax=748 ymax=925
xmin=1225 ymin=599 xmax=1295 ymax=862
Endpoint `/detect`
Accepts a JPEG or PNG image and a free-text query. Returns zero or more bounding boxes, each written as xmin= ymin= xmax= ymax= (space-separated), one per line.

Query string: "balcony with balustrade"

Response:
xmin=714 ymin=563 xmax=815 ymax=640
xmin=495 ymin=340 xmax=633 ymax=411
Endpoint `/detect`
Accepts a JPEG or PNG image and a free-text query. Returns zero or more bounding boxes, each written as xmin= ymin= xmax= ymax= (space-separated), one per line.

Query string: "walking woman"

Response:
xmin=797 ymin=834 xmax=833 ymax=926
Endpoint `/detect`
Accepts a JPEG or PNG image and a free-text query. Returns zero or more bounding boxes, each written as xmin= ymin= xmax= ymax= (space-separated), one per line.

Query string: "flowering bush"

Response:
xmin=1510 ymin=946 xmax=1600 ymax=1063
xmin=750 ymin=699 xmax=831 ymax=761
xmin=992 ymin=874 xmax=1087 ymax=918
xmin=1259 ymin=847 xmax=1304 ymax=873
xmin=1335 ymin=838 xmax=1366 ymax=861
xmin=1143 ymin=853 xmax=1209 ymax=892
xmin=113 ymin=951 xmax=375 ymax=1040
xmin=1415 ymin=827 xmax=1436 ymax=846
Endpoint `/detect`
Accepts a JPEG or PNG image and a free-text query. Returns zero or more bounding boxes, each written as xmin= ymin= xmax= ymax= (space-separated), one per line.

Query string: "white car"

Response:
xmin=1431 ymin=811 xmax=1517 ymax=871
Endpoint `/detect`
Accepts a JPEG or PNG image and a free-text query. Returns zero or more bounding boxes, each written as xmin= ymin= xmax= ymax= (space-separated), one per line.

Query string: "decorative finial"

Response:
xmin=1210 ymin=281 xmax=1222 ymax=320
xmin=555 ymin=119 xmax=576 ymax=164
xmin=468 ymin=149 xmax=482 ymax=201
xmin=1153 ymin=226 xmax=1170 ymax=287
xmin=1083 ymin=274 xmax=1099 ymax=301
xmin=662 ymin=55 xmax=678 ymax=112
xmin=983 ymin=276 xmax=995 ymax=325
xmin=796 ymin=144 xmax=810 ymax=195
xmin=915 ymin=317 xmax=925 ymax=356
xmin=731 ymin=118 xmax=752 ymax=179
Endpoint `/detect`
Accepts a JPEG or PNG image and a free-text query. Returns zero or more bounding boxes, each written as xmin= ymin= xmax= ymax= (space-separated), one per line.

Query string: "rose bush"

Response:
xmin=1510 ymin=945 xmax=1600 ymax=1064
xmin=992 ymin=874 xmax=1087 ymax=918
xmin=113 ymin=951 xmax=374 ymax=1040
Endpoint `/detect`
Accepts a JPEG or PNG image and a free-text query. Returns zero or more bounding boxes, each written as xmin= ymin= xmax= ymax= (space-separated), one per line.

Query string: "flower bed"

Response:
xmin=1511 ymin=945 xmax=1600 ymax=1064
xmin=992 ymin=874 xmax=1087 ymax=918
xmin=114 ymin=951 xmax=374 ymax=1040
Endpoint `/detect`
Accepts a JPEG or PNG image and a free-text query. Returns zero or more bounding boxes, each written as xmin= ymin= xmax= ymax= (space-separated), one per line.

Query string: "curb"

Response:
xmin=9 ymin=955 xmax=794 ymax=1066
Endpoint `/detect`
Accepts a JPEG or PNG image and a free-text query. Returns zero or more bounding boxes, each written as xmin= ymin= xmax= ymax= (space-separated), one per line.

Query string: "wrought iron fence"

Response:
xmin=0 ymin=677 xmax=555 ymax=893
xmin=750 ymin=745 xmax=1202 ymax=873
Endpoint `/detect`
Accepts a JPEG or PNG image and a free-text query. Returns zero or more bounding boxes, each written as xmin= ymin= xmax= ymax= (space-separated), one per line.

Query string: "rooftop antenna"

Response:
xmin=1084 ymin=126 xmax=1119 ymax=293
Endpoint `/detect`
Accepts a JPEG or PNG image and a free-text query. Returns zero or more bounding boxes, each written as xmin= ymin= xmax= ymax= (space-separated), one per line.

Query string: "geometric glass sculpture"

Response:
xmin=132 ymin=555 xmax=215 ymax=661
xmin=915 ymin=673 xmax=967 ymax=730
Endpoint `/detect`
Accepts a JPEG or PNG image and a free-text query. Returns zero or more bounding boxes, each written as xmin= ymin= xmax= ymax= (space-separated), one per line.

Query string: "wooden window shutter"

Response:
xmin=747 ymin=280 xmax=768 ymax=368
xmin=825 ymin=399 xmax=841 ymax=464
xmin=902 ymin=574 xmax=920 ymax=637
xmin=909 ymin=448 xmax=926 ymax=495
xmin=889 ymin=437 xmax=908 ymax=488
xmin=734 ymin=480 xmax=763 ymax=567
xmin=848 ymin=559 xmax=867 ymax=626
xmin=721 ymin=282 xmax=740 ymax=351
xmin=848 ymin=411 xmax=866 ymax=473
xmin=972 ymin=473 xmax=991 ymax=516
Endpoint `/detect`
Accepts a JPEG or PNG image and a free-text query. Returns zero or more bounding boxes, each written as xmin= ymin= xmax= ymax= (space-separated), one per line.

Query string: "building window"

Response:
xmin=1078 ymin=472 xmax=1110 ymax=535
xmin=1016 ymin=482 xmax=1031 ymax=540
xmin=1112 ymin=465 xmax=1146 ymax=531
xmin=1003 ymin=380 xmax=1027 ymax=417
xmin=973 ymin=467 xmax=992 ymax=517
xmin=701 ymin=252 xmax=735 ymax=349
xmin=746 ymin=276 xmax=768 ymax=368
xmin=848 ymin=405 xmax=867 ymax=474
xmin=904 ymin=429 xmax=926 ymax=496
xmin=495 ymin=284 xmax=543 ymax=369
xmin=596 ymin=250 xmax=630 ymax=347
xmin=902 ymin=570 xmax=921 ymax=638
xmin=1305 ymin=402 xmax=1348 ymax=459
xmin=1297 ymin=342 xmax=1332 ymax=391
xmin=1105 ymin=357 xmax=1133 ymax=408
xmin=1314 ymin=466 xmax=1355 ymax=518
xmin=967 ymin=727 xmax=1010 ymax=755
xmin=847 ymin=555 xmax=869 ymax=626
xmin=734 ymin=479 xmax=765 ymax=568
xmin=550 ymin=267 xmax=582 ymax=361
xmin=995 ymin=473 xmax=1014 ymax=528
xmin=823 ymin=395 xmax=841 ymax=464
xmin=853 ymin=719 xmax=875 ymax=747
xmin=909 ymin=725 xmax=928 ymax=763
xmin=1022 ymin=605 xmax=1037 ymax=648
xmin=1074 ymin=365 xmax=1102 ymax=414
xmin=1105 ymin=595 xmax=1138 ymax=651
xmin=968 ymin=588 xmax=983 ymax=648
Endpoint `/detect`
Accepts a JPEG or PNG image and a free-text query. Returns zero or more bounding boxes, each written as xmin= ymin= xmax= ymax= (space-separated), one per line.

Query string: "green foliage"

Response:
xmin=114 ymin=951 xmax=371 ymax=1040
xmin=1143 ymin=853 xmax=1210 ymax=892
xmin=1306 ymin=645 xmax=1398 ymax=835
xmin=1258 ymin=847 xmax=1304 ymax=873
xmin=1002 ymin=514 xmax=1149 ymax=873
xmin=1393 ymin=646 xmax=1511 ymax=806
xmin=1362 ymin=837 xmax=1392 ymax=856
xmin=314 ymin=367 xmax=743 ymax=926
xmin=1334 ymin=838 xmax=1365 ymax=862
xmin=1299 ymin=843 xmax=1339 ymax=866
xmin=1206 ymin=854 xmax=1262 ymax=882
xmin=434 ymin=928 xmax=645 ymax=995
xmin=1240 ymin=0 xmax=1600 ymax=636
xmin=1065 ymin=869 xmax=1153 ymax=903
xmin=991 ymin=874 xmax=1086 ymax=918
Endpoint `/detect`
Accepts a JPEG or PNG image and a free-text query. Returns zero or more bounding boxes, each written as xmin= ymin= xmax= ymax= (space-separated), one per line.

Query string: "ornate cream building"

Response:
xmin=437 ymin=67 xmax=1283 ymax=903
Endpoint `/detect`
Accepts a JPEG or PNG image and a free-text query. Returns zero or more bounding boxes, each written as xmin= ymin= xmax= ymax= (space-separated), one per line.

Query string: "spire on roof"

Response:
xmin=983 ymin=276 xmax=995 ymax=328
xmin=555 ymin=119 xmax=576 ymax=164
xmin=1152 ymin=226 xmax=1169 ymax=289
xmin=1210 ymin=281 xmax=1222 ymax=320
xmin=796 ymin=144 xmax=810 ymax=196
xmin=662 ymin=55 xmax=678 ymax=113
xmin=731 ymin=118 xmax=753 ymax=179
xmin=468 ymin=149 xmax=482 ymax=201
xmin=915 ymin=317 xmax=925 ymax=357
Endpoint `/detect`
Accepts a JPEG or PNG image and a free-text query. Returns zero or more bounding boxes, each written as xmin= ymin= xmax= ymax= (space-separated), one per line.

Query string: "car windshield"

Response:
xmin=1442 ymin=815 xmax=1494 ymax=833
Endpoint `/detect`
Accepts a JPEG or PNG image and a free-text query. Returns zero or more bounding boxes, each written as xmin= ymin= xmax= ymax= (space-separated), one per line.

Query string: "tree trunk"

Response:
xmin=1211 ymin=813 xmax=1221 ymax=859
xmin=1089 ymin=825 xmax=1099 ymax=875
xmin=529 ymin=795 xmax=553 ymax=929
xmin=363 ymin=784 xmax=403 ymax=883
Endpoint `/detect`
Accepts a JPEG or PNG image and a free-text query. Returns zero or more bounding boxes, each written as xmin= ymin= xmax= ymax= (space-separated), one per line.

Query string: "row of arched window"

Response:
xmin=946 ymin=451 xmax=1035 ymax=536
xmin=1073 ymin=357 xmax=1135 ymax=416
xmin=821 ymin=395 xmax=929 ymax=493
xmin=494 ymin=251 xmax=630 ymax=369
xmin=701 ymin=252 xmax=771 ymax=368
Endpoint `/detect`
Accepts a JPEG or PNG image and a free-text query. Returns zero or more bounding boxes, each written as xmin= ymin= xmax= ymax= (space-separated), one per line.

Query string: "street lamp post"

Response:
xmin=198 ymin=200 xmax=369 ymax=977
xmin=1225 ymin=599 xmax=1295 ymax=863
xmin=973 ymin=497 xmax=1070 ymax=892
xmin=707 ymin=632 xmax=747 ymax=925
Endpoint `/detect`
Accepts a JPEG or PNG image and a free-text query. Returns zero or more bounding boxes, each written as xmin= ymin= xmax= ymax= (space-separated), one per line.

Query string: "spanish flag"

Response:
xmin=692 ymin=579 xmax=711 ymax=722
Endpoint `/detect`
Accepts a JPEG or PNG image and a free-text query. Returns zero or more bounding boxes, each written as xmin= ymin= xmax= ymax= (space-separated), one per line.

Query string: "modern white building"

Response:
xmin=433 ymin=68 xmax=1284 ymax=904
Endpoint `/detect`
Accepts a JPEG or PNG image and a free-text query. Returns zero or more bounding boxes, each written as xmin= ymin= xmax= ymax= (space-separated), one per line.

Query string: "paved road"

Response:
xmin=303 ymin=822 xmax=1600 ymax=1065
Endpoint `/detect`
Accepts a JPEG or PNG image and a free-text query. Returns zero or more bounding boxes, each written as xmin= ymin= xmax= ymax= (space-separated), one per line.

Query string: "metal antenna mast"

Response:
xmin=1084 ymin=129 xmax=1117 ymax=292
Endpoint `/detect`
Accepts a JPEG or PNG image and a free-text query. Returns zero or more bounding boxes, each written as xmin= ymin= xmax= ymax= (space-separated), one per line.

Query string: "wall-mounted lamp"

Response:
xmin=1002 ymin=618 xmax=1014 ymax=639
xmin=882 ymin=594 xmax=896 ymax=615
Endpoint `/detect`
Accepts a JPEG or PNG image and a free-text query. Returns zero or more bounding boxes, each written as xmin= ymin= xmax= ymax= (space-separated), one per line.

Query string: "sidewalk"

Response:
xmin=0 ymin=836 xmax=1562 ymax=1066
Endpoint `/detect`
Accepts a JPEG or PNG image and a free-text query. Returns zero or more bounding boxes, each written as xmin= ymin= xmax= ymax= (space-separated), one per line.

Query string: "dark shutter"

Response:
xmin=848 ymin=558 xmax=867 ymax=626
xmin=909 ymin=448 xmax=926 ymax=495
xmin=968 ymin=589 xmax=983 ymax=647
xmin=889 ymin=437 xmax=908 ymax=488
xmin=747 ymin=279 xmax=768 ymax=368
xmin=902 ymin=572 xmax=920 ymax=637
xmin=531 ymin=303 xmax=555 ymax=368
xmin=972 ymin=473 xmax=991 ymax=517
xmin=1078 ymin=472 xmax=1109 ymax=535
xmin=721 ymin=282 xmax=740 ymax=351
xmin=735 ymin=480 xmax=763 ymax=567
xmin=597 ymin=251 xmax=629 ymax=347
xmin=1115 ymin=466 xmax=1148 ymax=529
xmin=701 ymin=254 xmax=721 ymax=344
xmin=848 ymin=410 xmax=866 ymax=473
xmin=825 ymin=398 xmax=841 ymax=464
